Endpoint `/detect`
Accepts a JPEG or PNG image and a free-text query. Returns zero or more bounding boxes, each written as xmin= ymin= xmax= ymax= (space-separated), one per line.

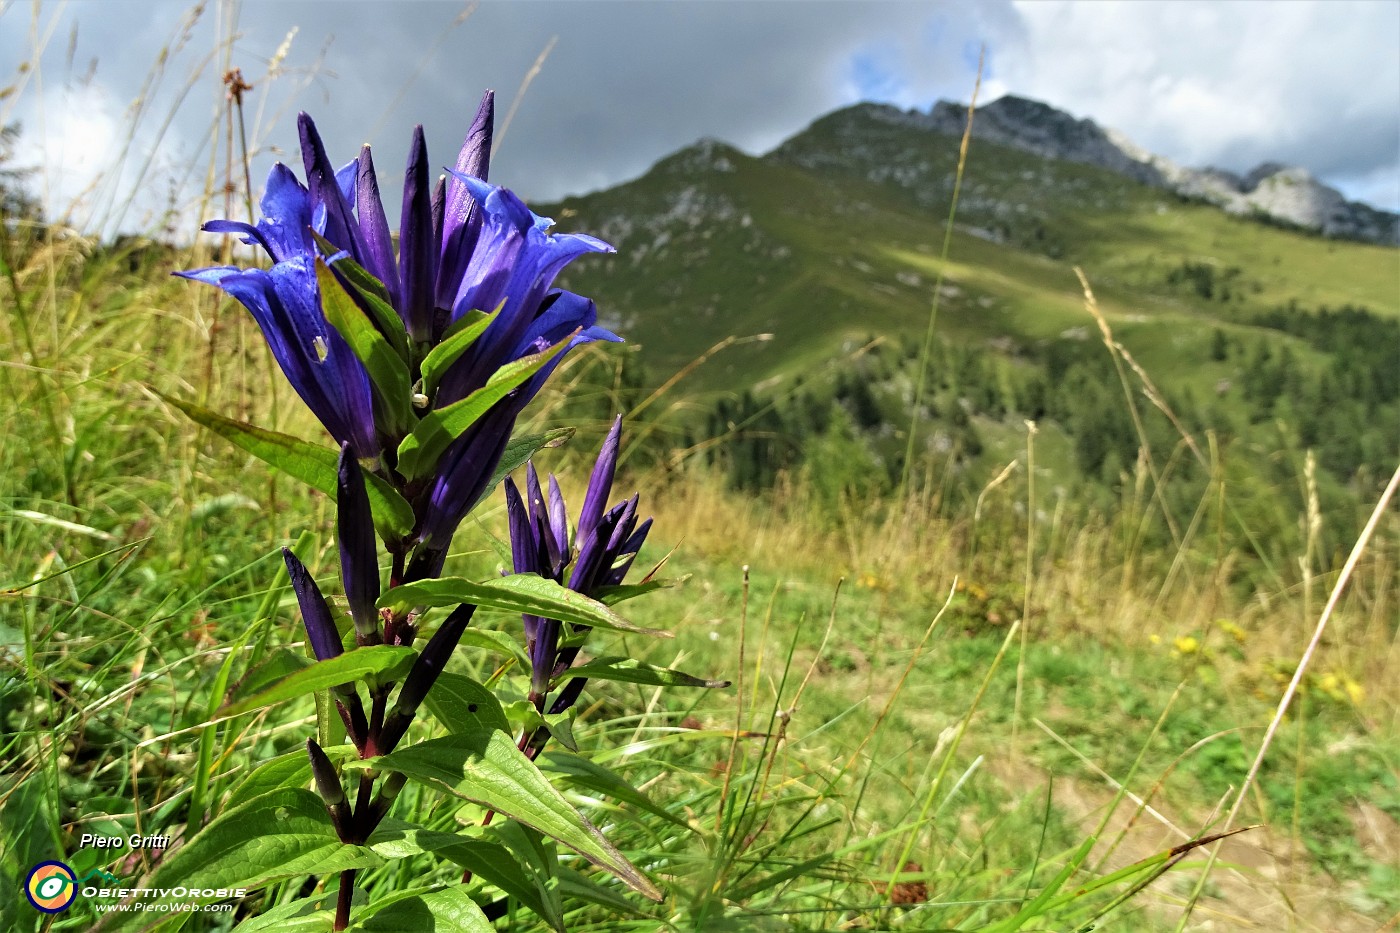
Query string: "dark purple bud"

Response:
xmin=297 ymin=113 xmax=361 ymax=261
xmin=503 ymin=477 xmax=537 ymax=576
xmin=283 ymin=547 xmax=343 ymax=661
xmin=547 ymin=474 xmax=570 ymax=567
xmin=530 ymin=617 xmax=561 ymax=702
xmin=607 ymin=517 xmax=653 ymax=585
xmin=548 ymin=675 xmax=587 ymax=716
xmin=378 ymin=603 xmax=475 ymax=753
xmin=337 ymin=444 xmax=381 ymax=641
xmin=355 ymin=145 xmax=401 ymax=309
xmin=307 ymin=738 xmax=347 ymax=808
xmin=437 ymin=90 xmax=494 ymax=310
xmin=399 ymin=125 xmax=438 ymax=342
xmin=524 ymin=464 xmax=564 ymax=576
xmin=568 ymin=496 xmax=632 ymax=594
xmin=335 ymin=695 xmax=368 ymax=752
xmin=606 ymin=494 xmax=640 ymax=554
xmin=430 ymin=175 xmax=447 ymax=340
xmin=577 ymin=417 xmax=622 ymax=547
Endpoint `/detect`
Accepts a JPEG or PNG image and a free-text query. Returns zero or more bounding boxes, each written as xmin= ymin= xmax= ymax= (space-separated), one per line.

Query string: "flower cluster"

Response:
xmin=180 ymin=91 xmax=617 ymax=572
xmin=505 ymin=417 xmax=652 ymax=723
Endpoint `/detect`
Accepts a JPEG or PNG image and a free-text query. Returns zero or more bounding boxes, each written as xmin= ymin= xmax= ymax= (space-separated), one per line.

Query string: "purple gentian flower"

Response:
xmin=503 ymin=417 xmax=652 ymax=710
xmin=179 ymin=92 xmax=619 ymax=555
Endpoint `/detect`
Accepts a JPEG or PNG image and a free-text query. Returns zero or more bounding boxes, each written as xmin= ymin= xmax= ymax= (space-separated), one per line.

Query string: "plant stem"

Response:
xmin=334 ymin=868 xmax=356 ymax=931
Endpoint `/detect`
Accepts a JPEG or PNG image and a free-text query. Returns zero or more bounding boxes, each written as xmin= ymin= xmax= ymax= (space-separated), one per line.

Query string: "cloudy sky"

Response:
xmin=3 ymin=0 xmax=1397 ymax=237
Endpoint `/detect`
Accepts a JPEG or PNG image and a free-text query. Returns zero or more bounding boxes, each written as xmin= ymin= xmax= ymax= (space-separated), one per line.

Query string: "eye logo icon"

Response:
xmin=25 ymin=861 xmax=77 ymax=913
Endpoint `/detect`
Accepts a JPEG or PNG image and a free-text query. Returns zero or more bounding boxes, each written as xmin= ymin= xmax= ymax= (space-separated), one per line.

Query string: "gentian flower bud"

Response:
xmin=306 ymin=738 xmax=351 ymax=839
xmin=283 ymin=547 xmax=344 ymax=661
xmin=377 ymin=602 xmax=476 ymax=754
xmin=336 ymin=444 xmax=381 ymax=643
xmin=503 ymin=417 xmax=654 ymax=713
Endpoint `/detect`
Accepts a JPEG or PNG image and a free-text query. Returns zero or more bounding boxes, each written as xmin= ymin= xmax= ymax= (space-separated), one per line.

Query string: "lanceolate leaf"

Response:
xmin=377 ymin=574 xmax=671 ymax=637
xmin=557 ymin=867 xmax=646 ymax=918
xmin=317 ymin=258 xmax=415 ymax=438
xmin=593 ymin=578 xmax=687 ymax=605
xmin=540 ymin=751 xmax=688 ymax=828
xmin=395 ymin=335 xmax=573 ymax=483
xmin=159 ymin=392 xmax=415 ymax=543
xmin=148 ymin=789 xmax=376 ymax=897
xmin=227 ymin=745 xmax=360 ymax=812
xmin=556 ymin=657 xmax=730 ymax=689
xmin=312 ymin=230 xmax=410 ymax=363
xmin=224 ymin=646 xmax=417 ymax=716
xmin=226 ymin=890 xmax=344 ymax=933
xmin=369 ymin=728 xmax=663 ymax=901
xmin=483 ymin=427 xmax=576 ymax=500
xmin=456 ymin=627 xmax=530 ymax=665
xmin=368 ymin=819 xmax=562 ymax=931
xmin=418 ymin=308 xmax=497 ymax=399
xmin=349 ymin=885 xmax=493 ymax=932
xmin=422 ymin=670 xmax=511 ymax=734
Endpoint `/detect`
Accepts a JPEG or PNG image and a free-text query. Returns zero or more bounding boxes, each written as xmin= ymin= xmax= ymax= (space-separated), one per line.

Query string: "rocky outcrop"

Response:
xmin=810 ymin=96 xmax=1397 ymax=244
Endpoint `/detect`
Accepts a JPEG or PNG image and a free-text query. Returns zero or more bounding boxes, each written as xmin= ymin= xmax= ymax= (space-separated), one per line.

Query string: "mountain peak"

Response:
xmin=652 ymin=137 xmax=749 ymax=176
xmin=776 ymin=94 xmax=1396 ymax=243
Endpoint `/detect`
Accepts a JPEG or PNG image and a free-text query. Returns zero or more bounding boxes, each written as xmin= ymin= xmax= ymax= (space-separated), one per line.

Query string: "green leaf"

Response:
xmin=311 ymin=231 xmax=410 ymax=361
xmin=225 ymin=745 xmax=357 ymax=811
xmin=557 ymin=866 xmax=646 ymax=918
xmin=349 ymin=885 xmax=493 ymax=932
xmin=225 ymin=750 xmax=310 ymax=811
xmin=158 ymin=392 xmax=415 ymax=544
xmin=232 ymin=890 xmax=344 ymax=933
xmin=540 ymin=751 xmax=689 ymax=828
xmin=395 ymin=335 xmax=573 ymax=483
xmin=594 ymin=577 xmax=688 ymax=605
xmin=491 ymin=821 xmax=563 ymax=928
xmin=369 ymin=728 xmax=662 ymax=901
xmin=505 ymin=702 xmax=580 ymax=752
xmin=377 ymin=574 xmax=670 ymax=638
xmin=486 ymin=427 xmax=575 ymax=492
xmin=224 ymin=647 xmax=417 ymax=716
xmin=557 ymin=657 xmax=729 ymax=689
xmin=317 ymin=258 xmax=415 ymax=438
xmin=422 ymin=670 xmax=511 ymax=734
xmin=457 ymin=627 xmax=530 ymax=665
xmin=151 ymin=789 xmax=377 ymax=894
xmin=230 ymin=647 xmax=312 ymax=701
xmin=418 ymin=308 xmax=497 ymax=399
xmin=368 ymin=819 xmax=562 ymax=931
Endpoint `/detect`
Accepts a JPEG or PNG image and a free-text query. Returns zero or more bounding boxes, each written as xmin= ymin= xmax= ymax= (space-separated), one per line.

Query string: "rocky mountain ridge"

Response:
xmin=824 ymin=95 xmax=1396 ymax=244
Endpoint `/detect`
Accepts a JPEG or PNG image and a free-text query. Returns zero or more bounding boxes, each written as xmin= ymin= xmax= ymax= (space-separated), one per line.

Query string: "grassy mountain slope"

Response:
xmin=547 ymin=103 xmax=1396 ymax=395
xmin=539 ymin=104 xmax=1399 ymax=563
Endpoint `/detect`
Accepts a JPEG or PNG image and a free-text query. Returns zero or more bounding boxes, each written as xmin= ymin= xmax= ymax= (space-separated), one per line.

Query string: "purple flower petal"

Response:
xmin=299 ymin=113 xmax=362 ymax=262
xmin=356 ymin=145 xmax=401 ymax=310
xmin=437 ymin=90 xmax=494 ymax=311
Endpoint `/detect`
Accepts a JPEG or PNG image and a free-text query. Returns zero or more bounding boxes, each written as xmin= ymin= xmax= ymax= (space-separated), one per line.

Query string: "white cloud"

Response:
xmin=15 ymin=79 xmax=204 ymax=237
xmin=997 ymin=0 xmax=1400 ymax=203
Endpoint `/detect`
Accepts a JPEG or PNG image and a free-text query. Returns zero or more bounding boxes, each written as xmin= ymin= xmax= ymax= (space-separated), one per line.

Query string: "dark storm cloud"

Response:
xmin=2 ymin=0 xmax=1396 ymax=234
